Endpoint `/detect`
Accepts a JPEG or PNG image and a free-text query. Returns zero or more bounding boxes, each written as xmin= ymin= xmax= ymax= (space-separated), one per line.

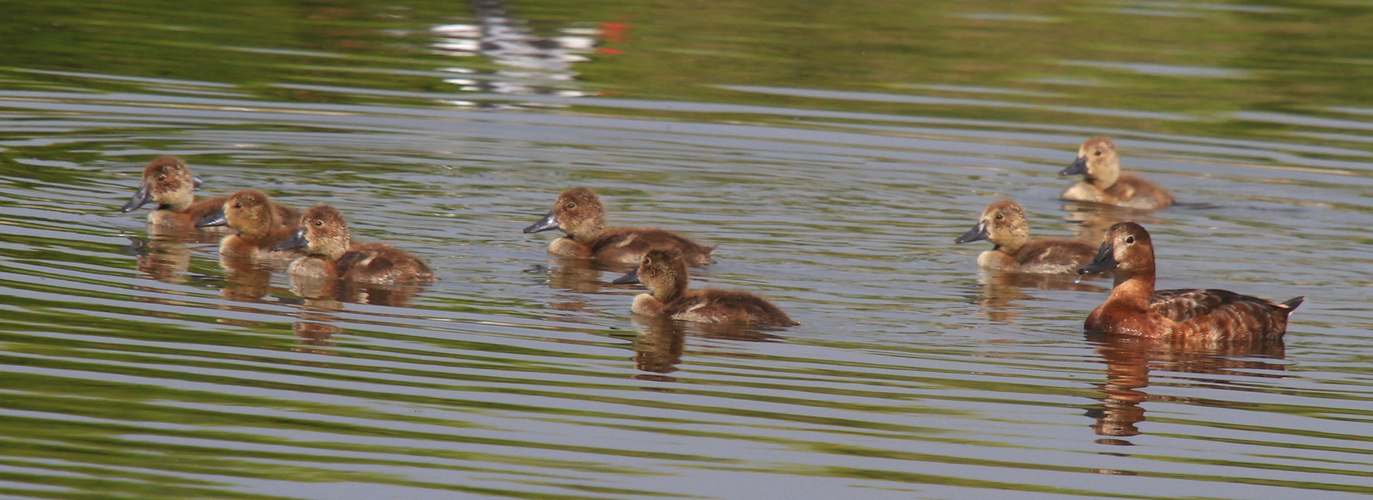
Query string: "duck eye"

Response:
xmin=1094 ymin=151 xmax=1102 ymax=157
xmin=313 ymin=220 xmax=323 ymax=227
xmin=1125 ymin=236 xmax=1135 ymax=244
xmin=234 ymin=203 xmax=243 ymax=209
xmin=995 ymin=214 xmax=1003 ymax=220
xmin=565 ymin=202 xmax=576 ymax=210
xmin=157 ymin=175 xmax=166 ymax=181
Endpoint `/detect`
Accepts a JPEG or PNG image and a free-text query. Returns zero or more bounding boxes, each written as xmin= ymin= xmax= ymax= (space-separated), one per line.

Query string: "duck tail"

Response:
xmin=1280 ymin=296 xmax=1305 ymax=311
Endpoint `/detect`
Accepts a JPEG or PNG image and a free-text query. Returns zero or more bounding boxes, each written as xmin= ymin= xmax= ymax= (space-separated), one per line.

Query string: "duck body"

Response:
xmin=956 ymin=200 xmax=1098 ymax=274
xmin=613 ymin=249 xmax=797 ymax=327
xmin=525 ymin=187 xmax=714 ymax=266
xmin=631 ymin=288 xmax=797 ymax=325
xmin=122 ymin=156 xmax=300 ymax=229
xmin=1060 ymin=137 xmax=1173 ymax=210
xmin=277 ymin=205 xmax=435 ymax=285
xmin=1078 ymin=222 xmax=1301 ymax=342
xmin=195 ymin=189 xmax=301 ymax=260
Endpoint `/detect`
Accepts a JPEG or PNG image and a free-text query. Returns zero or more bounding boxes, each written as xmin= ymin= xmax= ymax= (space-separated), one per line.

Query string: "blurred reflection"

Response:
xmin=124 ymin=234 xmax=193 ymax=284
xmin=632 ymin=318 xmax=687 ymax=378
xmin=1084 ymin=332 xmax=1286 ymax=441
xmin=218 ymin=254 xmax=276 ymax=302
xmin=527 ymin=259 xmax=631 ymax=313
xmin=292 ymin=298 xmax=344 ymax=350
xmin=630 ymin=317 xmax=785 ymax=379
xmin=973 ymin=272 xmax=1102 ymax=324
xmin=429 ymin=0 xmax=597 ymax=103
xmin=1060 ymin=202 xmax=1165 ymax=242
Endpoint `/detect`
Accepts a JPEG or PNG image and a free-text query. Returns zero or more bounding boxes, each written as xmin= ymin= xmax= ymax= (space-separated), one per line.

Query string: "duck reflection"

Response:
xmin=1084 ymin=332 xmax=1286 ymax=441
xmin=629 ymin=317 xmax=785 ymax=379
xmin=218 ymin=254 xmax=277 ymax=302
xmin=973 ymin=272 xmax=1102 ymax=324
xmin=527 ymin=259 xmax=631 ymax=313
xmin=1060 ymin=201 xmax=1166 ymax=242
xmin=123 ymin=234 xmax=193 ymax=284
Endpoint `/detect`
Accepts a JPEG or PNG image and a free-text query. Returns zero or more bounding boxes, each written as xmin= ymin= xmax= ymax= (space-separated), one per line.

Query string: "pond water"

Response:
xmin=1 ymin=1 xmax=1372 ymax=498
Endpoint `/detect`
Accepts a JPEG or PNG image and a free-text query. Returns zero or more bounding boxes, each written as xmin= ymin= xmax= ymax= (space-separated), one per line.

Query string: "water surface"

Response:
xmin=1 ymin=1 xmax=1372 ymax=499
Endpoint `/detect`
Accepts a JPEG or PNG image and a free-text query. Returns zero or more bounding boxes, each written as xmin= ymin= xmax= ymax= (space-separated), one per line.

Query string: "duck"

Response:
xmin=194 ymin=189 xmax=301 ymax=259
xmin=120 ymin=156 xmax=300 ymax=229
xmin=523 ymin=187 xmax=715 ymax=266
xmin=1060 ymin=137 xmax=1174 ymax=210
xmin=612 ymin=249 xmax=798 ymax=326
xmin=954 ymin=200 xmax=1099 ymax=273
xmin=1077 ymin=222 xmax=1303 ymax=342
xmin=274 ymin=204 xmax=435 ymax=285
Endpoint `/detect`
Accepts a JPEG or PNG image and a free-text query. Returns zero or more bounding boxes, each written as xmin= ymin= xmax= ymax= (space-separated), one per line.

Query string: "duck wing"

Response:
xmin=1151 ymin=288 xmax=1300 ymax=340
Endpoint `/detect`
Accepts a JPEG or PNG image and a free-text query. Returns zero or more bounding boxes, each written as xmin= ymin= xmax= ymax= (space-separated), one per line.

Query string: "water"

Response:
xmin=1 ymin=1 xmax=1372 ymax=498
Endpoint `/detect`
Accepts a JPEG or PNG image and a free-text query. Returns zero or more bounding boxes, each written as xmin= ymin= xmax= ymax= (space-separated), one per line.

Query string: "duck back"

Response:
xmin=1009 ymin=239 xmax=1098 ymax=273
xmin=337 ymin=242 xmax=435 ymax=284
xmin=666 ymin=289 xmax=799 ymax=326
xmin=1106 ymin=175 xmax=1174 ymax=210
xmin=1150 ymin=289 xmax=1302 ymax=341
xmin=591 ymin=228 xmax=715 ymax=266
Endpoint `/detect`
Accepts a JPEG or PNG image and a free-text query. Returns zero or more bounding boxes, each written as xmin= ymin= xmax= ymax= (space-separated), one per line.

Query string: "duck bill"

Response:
xmin=1078 ymin=242 xmax=1118 ymax=275
xmin=274 ymin=228 xmax=309 ymax=251
xmin=1059 ymin=156 xmax=1088 ymax=177
xmin=195 ymin=209 xmax=229 ymax=228
xmin=612 ymin=267 xmax=641 ymax=285
xmin=523 ymin=210 xmax=560 ymax=233
xmin=954 ymin=221 xmax=988 ymax=244
xmin=119 ymin=184 xmax=153 ymax=213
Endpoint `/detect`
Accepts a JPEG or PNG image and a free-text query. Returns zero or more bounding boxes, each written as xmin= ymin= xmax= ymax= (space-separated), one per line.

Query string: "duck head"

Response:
xmin=1079 ymin=222 xmax=1155 ymax=277
xmin=195 ymin=189 xmax=279 ymax=240
xmin=1060 ymin=137 xmax=1121 ymax=188
xmin=613 ymin=249 xmax=688 ymax=302
xmin=275 ymin=204 xmax=350 ymax=260
xmin=955 ymin=200 xmax=1030 ymax=254
xmin=523 ymin=187 xmax=606 ymax=242
xmin=121 ymin=156 xmax=196 ymax=212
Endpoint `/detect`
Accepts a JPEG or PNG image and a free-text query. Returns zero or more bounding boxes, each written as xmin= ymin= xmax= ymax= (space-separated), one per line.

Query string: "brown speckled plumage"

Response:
xmin=123 ymin=156 xmax=299 ymax=230
xmin=955 ymin=200 xmax=1098 ymax=273
xmin=525 ymin=187 xmax=714 ymax=266
xmin=616 ymin=249 xmax=796 ymax=326
xmin=1080 ymin=222 xmax=1301 ymax=342
xmin=283 ymin=205 xmax=435 ymax=285
xmin=1061 ymin=137 xmax=1173 ymax=210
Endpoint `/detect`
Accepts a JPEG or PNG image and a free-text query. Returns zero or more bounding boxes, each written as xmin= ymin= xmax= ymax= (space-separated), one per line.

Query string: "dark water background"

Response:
xmin=1 ymin=1 xmax=1371 ymax=498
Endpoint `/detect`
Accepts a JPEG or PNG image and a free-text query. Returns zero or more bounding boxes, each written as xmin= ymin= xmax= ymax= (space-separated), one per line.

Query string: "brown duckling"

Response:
xmin=955 ymin=200 xmax=1098 ymax=273
xmin=1078 ymin=222 xmax=1302 ymax=342
xmin=524 ymin=187 xmax=715 ymax=266
xmin=274 ymin=204 xmax=435 ymax=285
xmin=612 ymin=249 xmax=797 ymax=326
xmin=120 ymin=156 xmax=299 ymax=229
xmin=1060 ymin=137 xmax=1174 ymax=210
xmin=195 ymin=189 xmax=300 ymax=258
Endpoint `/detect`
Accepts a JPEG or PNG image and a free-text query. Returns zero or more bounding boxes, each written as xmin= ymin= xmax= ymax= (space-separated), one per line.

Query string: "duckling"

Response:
xmin=274 ymin=204 xmax=435 ymax=285
xmin=524 ymin=187 xmax=715 ymax=266
xmin=954 ymin=200 xmax=1098 ymax=273
xmin=612 ymin=249 xmax=798 ymax=326
xmin=1060 ymin=137 xmax=1174 ymax=210
xmin=1078 ymin=222 xmax=1302 ymax=341
xmin=120 ymin=156 xmax=300 ymax=228
xmin=195 ymin=189 xmax=300 ymax=259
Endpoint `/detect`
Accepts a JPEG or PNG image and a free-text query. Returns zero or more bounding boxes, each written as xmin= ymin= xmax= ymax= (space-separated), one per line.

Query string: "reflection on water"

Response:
xmin=2 ymin=0 xmax=1373 ymax=498
xmin=1086 ymin=333 xmax=1287 ymax=441
xmin=430 ymin=0 xmax=596 ymax=102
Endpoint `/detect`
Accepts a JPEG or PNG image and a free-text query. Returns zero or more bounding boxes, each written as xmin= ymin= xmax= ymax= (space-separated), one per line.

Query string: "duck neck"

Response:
xmin=1107 ymin=269 xmax=1155 ymax=312
xmin=571 ymin=217 xmax=606 ymax=243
